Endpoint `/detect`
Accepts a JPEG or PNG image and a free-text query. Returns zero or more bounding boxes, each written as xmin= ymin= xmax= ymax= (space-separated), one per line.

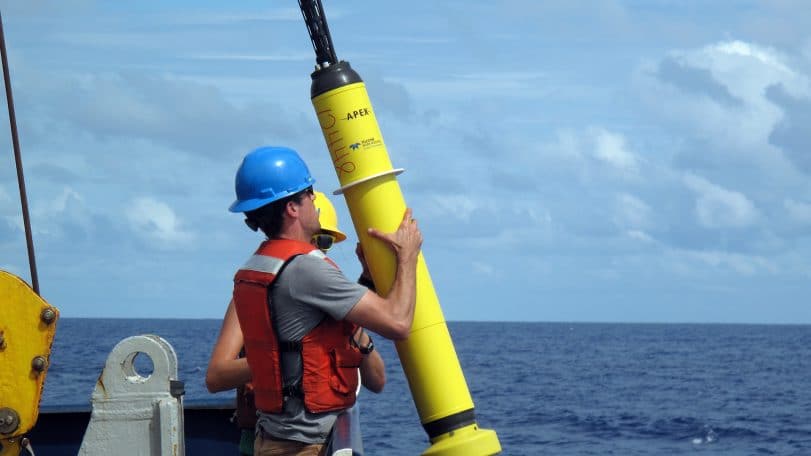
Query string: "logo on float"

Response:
xmin=345 ymin=108 xmax=371 ymax=120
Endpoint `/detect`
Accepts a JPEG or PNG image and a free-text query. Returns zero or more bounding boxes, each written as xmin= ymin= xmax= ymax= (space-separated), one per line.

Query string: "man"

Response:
xmin=205 ymin=190 xmax=383 ymax=456
xmin=228 ymin=145 xmax=422 ymax=455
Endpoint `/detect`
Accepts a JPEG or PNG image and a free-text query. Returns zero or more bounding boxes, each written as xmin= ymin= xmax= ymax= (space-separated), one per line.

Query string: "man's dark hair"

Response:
xmin=244 ymin=187 xmax=312 ymax=238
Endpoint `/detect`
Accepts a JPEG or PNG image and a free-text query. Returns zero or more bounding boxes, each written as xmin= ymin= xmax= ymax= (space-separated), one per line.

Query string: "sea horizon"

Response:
xmin=38 ymin=318 xmax=811 ymax=454
xmin=53 ymin=316 xmax=811 ymax=326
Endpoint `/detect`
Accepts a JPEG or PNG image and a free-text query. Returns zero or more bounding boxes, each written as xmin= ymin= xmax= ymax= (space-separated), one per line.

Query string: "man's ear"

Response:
xmin=285 ymin=200 xmax=300 ymax=219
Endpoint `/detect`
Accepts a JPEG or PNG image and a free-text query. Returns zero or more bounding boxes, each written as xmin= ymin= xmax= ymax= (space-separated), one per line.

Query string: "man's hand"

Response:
xmin=347 ymin=208 xmax=423 ymax=340
xmin=367 ymin=208 xmax=423 ymax=266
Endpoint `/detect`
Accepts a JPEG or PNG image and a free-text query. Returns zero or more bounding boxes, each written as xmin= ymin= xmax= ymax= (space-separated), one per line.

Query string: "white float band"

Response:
xmin=333 ymin=168 xmax=405 ymax=195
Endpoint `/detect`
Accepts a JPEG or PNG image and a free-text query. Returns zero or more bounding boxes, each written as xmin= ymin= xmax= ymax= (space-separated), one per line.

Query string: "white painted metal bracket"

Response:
xmin=78 ymin=335 xmax=185 ymax=456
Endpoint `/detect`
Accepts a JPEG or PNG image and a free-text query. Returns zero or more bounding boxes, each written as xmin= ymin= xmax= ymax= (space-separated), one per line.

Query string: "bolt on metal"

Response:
xmin=31 ymin=356 xmax=47 ymax=373
xmin=40 ymin=307 xmax=56 ymax=324
xmin=0 ymin=408 xmax=20 ymax=434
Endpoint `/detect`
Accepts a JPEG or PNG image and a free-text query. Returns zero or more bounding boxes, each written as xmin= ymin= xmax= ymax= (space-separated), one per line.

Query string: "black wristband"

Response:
xmin=359 ymin=335 xmax=374 ymax=354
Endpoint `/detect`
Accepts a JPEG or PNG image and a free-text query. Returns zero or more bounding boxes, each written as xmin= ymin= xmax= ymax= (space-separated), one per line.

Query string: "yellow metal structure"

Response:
xmin=0 ymin=439 xmax=19 ymax=456
xmin=312 ymin=77 xmax=501 ymax=455
xmin=0 ymin=271 xmax=59 ymax=455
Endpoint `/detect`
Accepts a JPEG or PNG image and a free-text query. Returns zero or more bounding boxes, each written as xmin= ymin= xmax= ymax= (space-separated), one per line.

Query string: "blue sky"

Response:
xmin=1 ymin=1 xmax=809 ymax=323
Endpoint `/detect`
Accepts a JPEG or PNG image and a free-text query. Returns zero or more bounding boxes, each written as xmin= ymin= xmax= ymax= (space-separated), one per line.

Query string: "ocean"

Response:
xmin=42 ymin=319 xmax=811 ymax=455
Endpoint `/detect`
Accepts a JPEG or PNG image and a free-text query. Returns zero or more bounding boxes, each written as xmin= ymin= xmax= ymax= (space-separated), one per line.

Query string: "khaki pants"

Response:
xmin=254 ymin=433 xmax=326 ymax=456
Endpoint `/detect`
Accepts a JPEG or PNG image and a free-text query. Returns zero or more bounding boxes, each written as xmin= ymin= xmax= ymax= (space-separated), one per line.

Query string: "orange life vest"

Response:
xmin=233 ymin=239 xmax=362 ymax=414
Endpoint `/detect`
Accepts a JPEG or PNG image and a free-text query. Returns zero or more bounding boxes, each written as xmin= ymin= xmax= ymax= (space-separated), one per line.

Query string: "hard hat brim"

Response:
xmin=229 ymin=180 xmax=315 ymax=213
xmin=322 ymin=228 xmax=347 ymax=243
xmin=229 ymin=197 xmax=275 ymax=213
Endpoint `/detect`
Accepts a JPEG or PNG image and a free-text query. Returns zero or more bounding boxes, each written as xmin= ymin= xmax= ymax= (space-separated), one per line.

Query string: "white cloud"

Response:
xmin=30 ymin=187 xmax=93 ymax=241
xmin=126 ymin=197 xmax=194 ymax=247
xmin=638 ymin=39 xmax=811 ymax=155
xmin=0 ymin=186 xmax=11 ymax=204
xmin=626 ymin=229 xmax=653 ymax=243
xmin=18 ymin=69 xmax=302 ymax=159
xmin=185 ymin=53 xmax=312 ymax=62
xmin=543 ymin=127 xmax=641 ymax=182
xmin=423 ymin=194 xmax=479 ymax=222
xmin=524 ymin=205 xmax=553 ymax=227
xmin=593 ymin=128 xmax=638 ymax=174
xmin=683 ymin=174 xmax=758 ymax=229
xmin=555 ymin=129 xmax=583 ymax=161
xmin=614 ymin=193 xmax=651 ymax=229
xmin=48 ymin=187 xmax=83 ymax=213
xmin=389 ymin=71 xmax=549 ymax=99
xmin=785 ymin=199 xmax=811 ymax=224
xmin=166 ymin=8 xmax=305 ymax=25
xmin=471 ymin=261 xmax=496 ymax=277
xmin=713 ymin=41 xmax=794 ymax=77
xmin=678 ymin=249 xmax=777 ymax=276
xmin=371 ymin=36 xmax=453 ymax=45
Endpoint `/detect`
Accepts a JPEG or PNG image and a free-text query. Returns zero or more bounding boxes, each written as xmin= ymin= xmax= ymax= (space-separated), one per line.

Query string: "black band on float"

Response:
xmin=310 ymin=61 xmax=363 ymax=98
xmin=422 ymin=408 xmax=477 ymax=439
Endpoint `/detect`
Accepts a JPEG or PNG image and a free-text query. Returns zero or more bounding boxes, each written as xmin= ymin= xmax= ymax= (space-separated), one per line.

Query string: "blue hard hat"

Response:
xmin=229 ymin=146 xmax=316 ymax=213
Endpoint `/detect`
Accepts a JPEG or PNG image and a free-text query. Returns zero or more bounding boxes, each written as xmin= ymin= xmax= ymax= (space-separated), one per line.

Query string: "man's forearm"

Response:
xmin=206 ymin=357 xmax=251 ymax=392
xmin=360 ymin=350 xmax=385 ymax=393
xmin=383 ymin=256 xmax=418 ymax=338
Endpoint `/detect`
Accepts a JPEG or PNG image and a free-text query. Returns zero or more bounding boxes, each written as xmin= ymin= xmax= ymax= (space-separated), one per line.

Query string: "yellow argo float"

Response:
xmin=0 ymin=271 xmax=59 ymax=456
xmin=309 ymin=62 xmax=501 ymax=455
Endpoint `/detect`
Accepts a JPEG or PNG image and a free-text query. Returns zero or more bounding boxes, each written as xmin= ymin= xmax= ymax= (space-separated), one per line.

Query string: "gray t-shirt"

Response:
xmin=256 ymin=254 xmax=368 ymax=444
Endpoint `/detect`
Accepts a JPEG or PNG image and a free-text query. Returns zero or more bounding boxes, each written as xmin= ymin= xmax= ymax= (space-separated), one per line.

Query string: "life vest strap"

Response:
xmin=278 ymin=340 xmax=301 ymax=352
xmin=282 ymin=384 xmax=303 ymax=399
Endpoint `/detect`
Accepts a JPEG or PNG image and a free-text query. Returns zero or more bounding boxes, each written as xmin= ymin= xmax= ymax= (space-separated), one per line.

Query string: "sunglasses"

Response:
xmin=312 ymin=233 xmax=336 ymax=252
xmin=298 ymin=186 xmax=314 ymax=200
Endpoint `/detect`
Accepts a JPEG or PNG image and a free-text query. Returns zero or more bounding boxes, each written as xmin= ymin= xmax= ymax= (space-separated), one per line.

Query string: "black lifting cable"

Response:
xmin=0 ymin=10 xmax=40 ymax=294
xmin=298 ymin=0 xmax=338 ymax=67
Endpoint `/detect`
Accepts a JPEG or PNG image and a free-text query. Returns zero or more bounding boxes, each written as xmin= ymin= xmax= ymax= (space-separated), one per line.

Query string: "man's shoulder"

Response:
xmin=285 ymin=252 xmax=329 ymax=272
xmin=279 ymin=253 xmax=337 ymax=287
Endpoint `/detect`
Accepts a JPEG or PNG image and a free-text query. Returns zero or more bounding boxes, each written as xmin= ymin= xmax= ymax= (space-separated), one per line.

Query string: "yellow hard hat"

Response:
xmin=313 ymin=191 xmax=347 ymax=242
